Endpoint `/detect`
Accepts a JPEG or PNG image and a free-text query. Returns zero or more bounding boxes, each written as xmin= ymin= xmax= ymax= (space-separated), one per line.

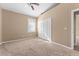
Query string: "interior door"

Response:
xmin=38 ymin=17 xmax=51 ymax=41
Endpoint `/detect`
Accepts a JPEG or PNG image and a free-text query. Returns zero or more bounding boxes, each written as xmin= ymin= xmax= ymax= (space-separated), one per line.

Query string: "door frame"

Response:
xmin=71 ymin=9 xmax=79 ymax=49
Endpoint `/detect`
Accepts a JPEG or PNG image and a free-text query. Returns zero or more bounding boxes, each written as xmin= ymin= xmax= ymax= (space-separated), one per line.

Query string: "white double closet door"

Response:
xmin=38 ymin=17 xmax=51 ymax=42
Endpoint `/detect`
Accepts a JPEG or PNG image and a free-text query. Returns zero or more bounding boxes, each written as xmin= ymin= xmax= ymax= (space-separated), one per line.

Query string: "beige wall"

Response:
xmin=0 ymin=8 xmax=2 ymax=43
xmin=38 ymin=3 xmax=79 ymax=48
xmin=76 ymin=15 xmax=79 ymax=38
xmin=76 ymin=15 xmax=79 ymax=36
xmin=1 ymin=3 xmax=79 ymax=48
xmin=2 ymin=9 xmax=36 ymax=42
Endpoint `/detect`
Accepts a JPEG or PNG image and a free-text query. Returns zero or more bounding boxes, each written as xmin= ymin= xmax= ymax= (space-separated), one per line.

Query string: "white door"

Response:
xmin=38 ymin=17 xmax=51 ymax=42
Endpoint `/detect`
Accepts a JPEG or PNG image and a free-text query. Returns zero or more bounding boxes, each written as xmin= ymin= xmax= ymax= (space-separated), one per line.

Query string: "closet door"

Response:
xmin=38 ymin=17 xmax=51 ymax=41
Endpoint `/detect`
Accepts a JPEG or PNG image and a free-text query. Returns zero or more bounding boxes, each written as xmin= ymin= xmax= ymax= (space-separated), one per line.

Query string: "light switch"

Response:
xmin=64 ymin=27 xmax=67 ymax=30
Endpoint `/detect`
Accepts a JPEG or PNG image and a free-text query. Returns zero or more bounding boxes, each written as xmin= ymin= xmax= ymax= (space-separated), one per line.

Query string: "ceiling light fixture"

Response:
xmin=27 ymin=3 xmax=39 ymax=11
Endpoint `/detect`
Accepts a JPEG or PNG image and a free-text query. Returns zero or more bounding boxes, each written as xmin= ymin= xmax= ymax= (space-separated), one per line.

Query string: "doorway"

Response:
xmin=71 ymin=9 xmax=79 ymax=50
xmin=38 ymin=17 xmax=51 ymax=42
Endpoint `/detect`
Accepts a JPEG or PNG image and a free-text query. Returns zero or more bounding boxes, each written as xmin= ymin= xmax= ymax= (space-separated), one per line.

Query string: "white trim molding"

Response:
xmin=0 ymin=37 xmax=36 ymax=45
xmin=71 ymin=8 xmax=79 ymax=49
xmin=71 ymin=10 xmax=74 ymax=49
xmin=52 ymin=41 xmax=72 ymax=50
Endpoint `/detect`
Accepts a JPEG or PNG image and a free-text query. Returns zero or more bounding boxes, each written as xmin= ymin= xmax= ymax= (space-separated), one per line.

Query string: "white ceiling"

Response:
xmin=0 ymin=3 xmax=57 ymax=17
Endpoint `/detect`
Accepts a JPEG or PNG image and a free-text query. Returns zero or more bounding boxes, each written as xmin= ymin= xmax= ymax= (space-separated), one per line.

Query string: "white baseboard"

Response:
xmin=52 ymin=41 xmax=73 ymax=50
xmin=0 ymin=37 xmax=36 ymax=45
xmin=38 ymin=37 xmax=72 ymax=49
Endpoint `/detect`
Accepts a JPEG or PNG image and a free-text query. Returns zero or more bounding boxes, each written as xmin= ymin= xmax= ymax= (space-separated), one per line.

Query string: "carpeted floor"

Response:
xmin=0 ymin=38 xmax=79 ymax=56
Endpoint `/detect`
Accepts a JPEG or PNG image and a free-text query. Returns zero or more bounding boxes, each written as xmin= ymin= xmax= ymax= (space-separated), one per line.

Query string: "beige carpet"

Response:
xmin=0 ymin=38 xmax=79 ymax=56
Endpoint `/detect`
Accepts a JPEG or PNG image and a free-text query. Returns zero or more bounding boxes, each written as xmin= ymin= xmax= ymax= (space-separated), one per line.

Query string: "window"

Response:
xmin=28 ymin=17 xmax=36 ymax=32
